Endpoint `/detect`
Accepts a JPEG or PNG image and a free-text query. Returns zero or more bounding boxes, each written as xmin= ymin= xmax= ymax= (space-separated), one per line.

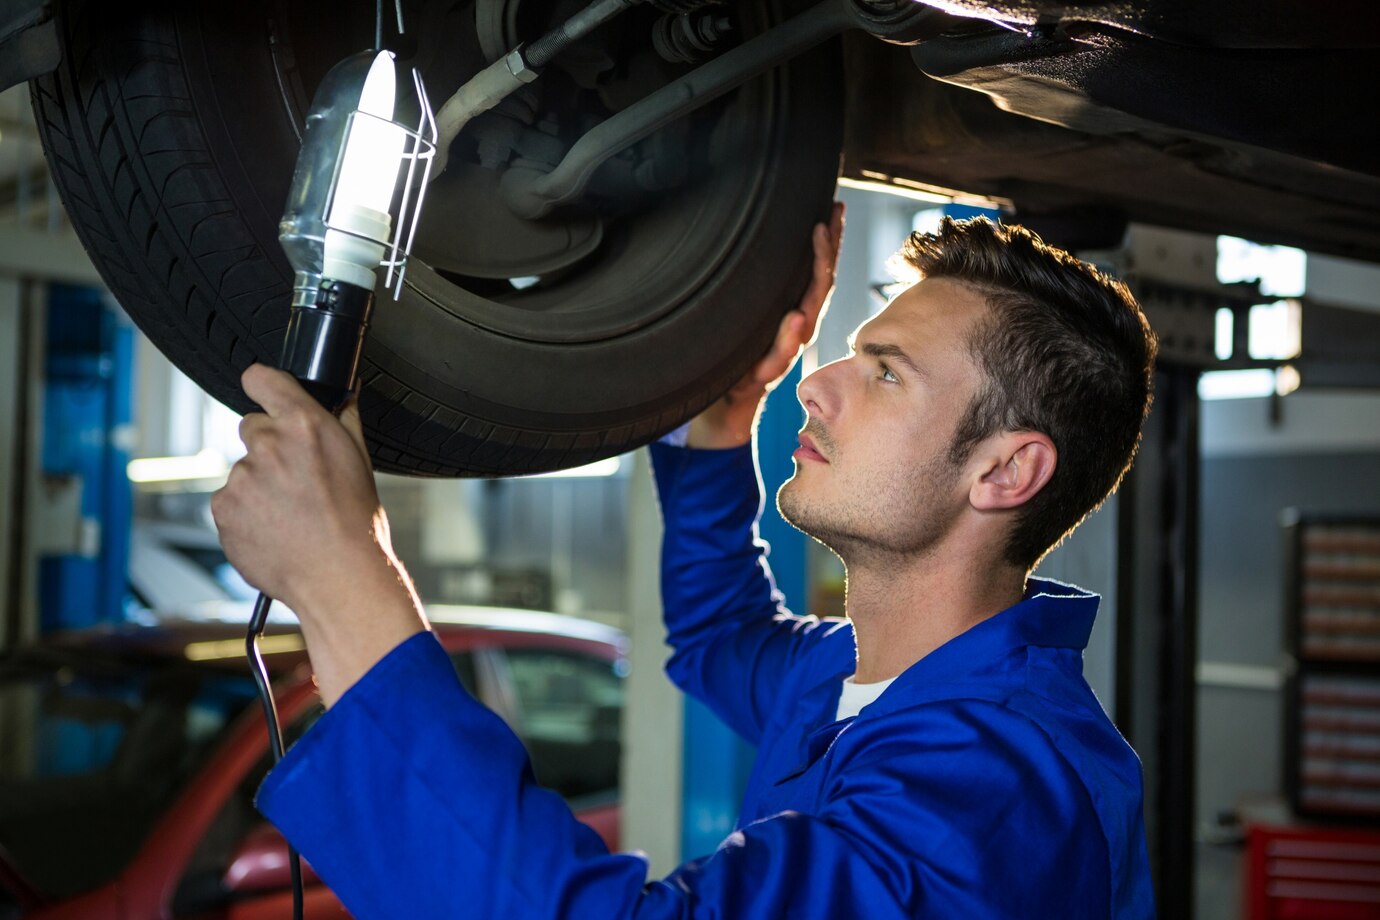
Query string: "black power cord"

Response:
xmin=246 ymin=593 xmax=305 ymax=920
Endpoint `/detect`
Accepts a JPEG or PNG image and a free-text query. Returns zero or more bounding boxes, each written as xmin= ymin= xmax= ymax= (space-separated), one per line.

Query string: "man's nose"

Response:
xmin=797 ymin=363 xmax=835 ymax=418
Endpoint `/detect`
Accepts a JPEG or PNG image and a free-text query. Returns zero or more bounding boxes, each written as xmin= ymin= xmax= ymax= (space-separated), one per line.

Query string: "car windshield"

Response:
xmin=0 ymin=650 xmax=258 ymax=900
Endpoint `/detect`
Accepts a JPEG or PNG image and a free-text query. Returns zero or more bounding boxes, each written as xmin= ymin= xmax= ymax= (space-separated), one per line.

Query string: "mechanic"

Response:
xmin=212 ymin=207 xmax=1157 ymax=918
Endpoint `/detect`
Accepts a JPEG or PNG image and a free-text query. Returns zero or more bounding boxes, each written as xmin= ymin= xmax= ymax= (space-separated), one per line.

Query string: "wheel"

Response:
xmin=31 ymin=0 xmax=844 ymax=475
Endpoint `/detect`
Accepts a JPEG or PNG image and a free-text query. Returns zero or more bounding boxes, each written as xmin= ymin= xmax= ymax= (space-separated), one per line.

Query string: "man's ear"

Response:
xmin=969 ymin=432 xmax=1057 ymax=512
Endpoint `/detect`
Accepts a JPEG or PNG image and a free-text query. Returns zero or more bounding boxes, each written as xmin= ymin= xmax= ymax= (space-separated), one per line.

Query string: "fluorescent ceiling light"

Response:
xmin=840 ymin=175 xmax=951 ymax=205
xmin=127 ymin=449 xmax=229 ymax=484
xmin=842 ymin=173 xmax=1009 ymax=210
xmin=525 ymin=456 xmax=622 ymax=479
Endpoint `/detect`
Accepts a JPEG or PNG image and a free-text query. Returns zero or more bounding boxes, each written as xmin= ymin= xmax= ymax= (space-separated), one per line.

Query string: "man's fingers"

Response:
xmin=238 ymin=411 xmax=274 ymax=449
xmin=241 ymin=364 xmax=372 ymax=470
xmin=829 ymin=200 xmax=845 ymax=259
xmin=241 ymin=364 xmax=323 ymax=419
xmin=779 ymin=311 xmax=807 ymax=362
xmin=796 ymin=205 xmax=845 ymax=339
xmin=798 ymin=229 xmax=831 ymax=322
xmin=749 ymin=312 xmax=805 ymax=386
xmin=706 ymin=205 xmax=844 ymax=425
xmin=337 ymin=395 xmax=374 ymax=470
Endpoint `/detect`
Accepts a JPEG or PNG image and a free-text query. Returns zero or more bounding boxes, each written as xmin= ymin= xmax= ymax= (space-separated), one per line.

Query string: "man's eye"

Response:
xmin=880 ymin=365 xmax=899 ymax=383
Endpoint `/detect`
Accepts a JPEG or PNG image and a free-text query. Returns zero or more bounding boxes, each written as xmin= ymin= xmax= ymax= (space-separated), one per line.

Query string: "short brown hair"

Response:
xmin=902 ymin=217 xmax=1156 ymax=570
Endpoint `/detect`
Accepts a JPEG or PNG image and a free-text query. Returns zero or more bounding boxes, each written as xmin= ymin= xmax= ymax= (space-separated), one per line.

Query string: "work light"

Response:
xmin=249 ymin=48 xmax=436 ymax=920
xmin=277 ymin=49 xmax=436 ymax=410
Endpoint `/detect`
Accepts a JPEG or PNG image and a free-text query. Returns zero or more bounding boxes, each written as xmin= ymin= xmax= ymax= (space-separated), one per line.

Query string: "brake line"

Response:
xmin=437 ymin=0 xmax=944 ymax=218
xmin=431 ymin=0 xmax=646 ymax=176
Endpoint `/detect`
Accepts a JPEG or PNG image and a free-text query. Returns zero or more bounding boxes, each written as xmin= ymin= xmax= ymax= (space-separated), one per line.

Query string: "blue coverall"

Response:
xmin=259 ymin=441 xmax=1156 ymax=918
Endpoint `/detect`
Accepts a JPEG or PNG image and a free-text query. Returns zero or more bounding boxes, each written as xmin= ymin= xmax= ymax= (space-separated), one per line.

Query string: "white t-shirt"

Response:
xmin=836 ymin=674 xmax=897 ymax=721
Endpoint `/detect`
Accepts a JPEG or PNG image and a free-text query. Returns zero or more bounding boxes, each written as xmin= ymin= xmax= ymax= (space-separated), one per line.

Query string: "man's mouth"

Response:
xmin=794 ymin=432 xmax=828 ymax=464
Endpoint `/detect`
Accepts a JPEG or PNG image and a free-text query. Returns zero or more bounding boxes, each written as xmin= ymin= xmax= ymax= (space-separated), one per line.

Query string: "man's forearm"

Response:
xmin=258 ymin=632 xmax=652 ymax=919
xmin=293 ymin=540 xmax=429 ymax=708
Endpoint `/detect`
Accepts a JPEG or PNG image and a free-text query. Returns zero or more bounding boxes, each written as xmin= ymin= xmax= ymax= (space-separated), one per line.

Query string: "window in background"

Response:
xmin=1202 ymin=237 xmax=1307 ymax=401
xmin=1216 ymin=235 xmax=1306 ymax=298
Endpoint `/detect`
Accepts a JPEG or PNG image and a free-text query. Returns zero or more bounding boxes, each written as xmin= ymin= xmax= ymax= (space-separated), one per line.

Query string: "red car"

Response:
xmin=0 ymin=606 xmax=627 ymax=918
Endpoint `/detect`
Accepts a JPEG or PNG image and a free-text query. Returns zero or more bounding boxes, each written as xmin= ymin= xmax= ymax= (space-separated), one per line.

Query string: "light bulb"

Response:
xmin=323 ymin=51 xmax=407 ymax=290
xmin=333 ymin=51 xmax=405 ymax=216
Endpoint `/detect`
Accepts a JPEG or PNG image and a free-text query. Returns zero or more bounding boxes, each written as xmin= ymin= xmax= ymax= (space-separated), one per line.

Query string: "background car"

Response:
xmin=0 ymin=607 xmax=626 ymax=918
xmin=127 ymin=521 xmax=259 ymax=611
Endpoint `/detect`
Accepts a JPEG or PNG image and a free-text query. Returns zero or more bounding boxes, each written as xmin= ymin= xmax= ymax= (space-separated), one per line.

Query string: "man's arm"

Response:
xmin=653 ymin=205 xmax=847 ymax=743
xmin=652 ymin=440 xmax=849 ymax=744
xmin=259 ymin=629 xmax=1114 ymax=920
xmin=211 ymin=364 xmax=427 ymax=707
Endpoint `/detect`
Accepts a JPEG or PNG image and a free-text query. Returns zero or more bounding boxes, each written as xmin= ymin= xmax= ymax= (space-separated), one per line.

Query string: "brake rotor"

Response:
xmin=412 ymin=162 xmax=603 ymax=279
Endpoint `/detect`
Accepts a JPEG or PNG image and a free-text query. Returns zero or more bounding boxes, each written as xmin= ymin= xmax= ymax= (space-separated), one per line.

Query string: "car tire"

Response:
xmin=31 ymin=0 xmax=844 ymax=475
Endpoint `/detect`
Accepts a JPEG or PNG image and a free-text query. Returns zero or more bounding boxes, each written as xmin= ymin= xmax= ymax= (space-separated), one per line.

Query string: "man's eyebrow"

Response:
xmin=860 ymin=341 xmax=924 ymax=378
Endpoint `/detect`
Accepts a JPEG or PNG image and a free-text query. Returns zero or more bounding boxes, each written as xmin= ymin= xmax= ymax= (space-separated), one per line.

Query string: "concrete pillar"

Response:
xmin=620 ymin=449 xmax=683 ymax=875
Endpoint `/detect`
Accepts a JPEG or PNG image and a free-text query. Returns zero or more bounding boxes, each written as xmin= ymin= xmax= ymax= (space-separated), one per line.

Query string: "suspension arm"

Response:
xmin=499 ymin=0 xmax=857 ymax=219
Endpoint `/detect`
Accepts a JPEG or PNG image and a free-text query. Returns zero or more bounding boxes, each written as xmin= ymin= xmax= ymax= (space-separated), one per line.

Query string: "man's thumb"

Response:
xmin=338 ymin=395 xmax=372 ymax=468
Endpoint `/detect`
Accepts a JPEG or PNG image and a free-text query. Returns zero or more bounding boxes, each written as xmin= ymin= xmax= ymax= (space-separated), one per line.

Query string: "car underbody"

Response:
xmin=1 ymin=0 xmax=1377 ymax=476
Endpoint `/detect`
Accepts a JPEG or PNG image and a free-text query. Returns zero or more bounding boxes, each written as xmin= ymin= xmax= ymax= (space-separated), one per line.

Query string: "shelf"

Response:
xmin=1287 ymin=516 xmax=1380 ymax=822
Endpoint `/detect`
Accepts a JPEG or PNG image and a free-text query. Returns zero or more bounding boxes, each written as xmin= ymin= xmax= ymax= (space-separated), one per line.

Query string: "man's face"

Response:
xmin=778 ymin=277 xmax=990 ymax=560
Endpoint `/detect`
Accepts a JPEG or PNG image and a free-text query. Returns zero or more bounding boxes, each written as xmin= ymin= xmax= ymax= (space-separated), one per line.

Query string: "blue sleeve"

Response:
xmin=649 ymin=442 xmax=849 ymax=745
xmin=259 ymin=634 xmax=1112 ymax=919
xmin=258 ymin=633 xmax=648 ymax=919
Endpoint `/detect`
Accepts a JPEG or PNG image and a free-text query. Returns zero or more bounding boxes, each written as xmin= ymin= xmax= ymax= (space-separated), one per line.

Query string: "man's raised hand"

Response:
xmin=211 ymin=365 xmax=427 ymax=705
xmin=688 ymin=201 xmax=844 ymax=448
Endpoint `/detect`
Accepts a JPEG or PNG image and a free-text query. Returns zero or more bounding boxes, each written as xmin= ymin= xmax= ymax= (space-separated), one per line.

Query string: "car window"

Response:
xmin=0 ymin=656 xmax=257 ymax=901
xmin=171 ymin=650 xmax=479 ymax=915
xmin=170 ymin=703 xmax=324 ymax=918
xmin=502 ymin=648 xmax=622 ymax=804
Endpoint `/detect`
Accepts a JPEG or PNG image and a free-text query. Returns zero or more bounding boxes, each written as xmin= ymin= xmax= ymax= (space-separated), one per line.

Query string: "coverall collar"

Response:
xmin=784 ymin=577 xmax=1101 ymax=776
xmin=859 ymin=576 xmax=1100 ymax=719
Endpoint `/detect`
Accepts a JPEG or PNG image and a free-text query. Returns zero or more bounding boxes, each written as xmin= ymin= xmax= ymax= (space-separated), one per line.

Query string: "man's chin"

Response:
xmin=776 ymin=481 xmax=819 ymax=538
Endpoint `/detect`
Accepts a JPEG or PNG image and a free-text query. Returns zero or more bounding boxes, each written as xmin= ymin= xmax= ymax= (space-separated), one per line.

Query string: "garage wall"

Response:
xmin=1033 ymin=498 xmax=1119 ymax=717
xmin=378 ymin=471 xmax=632 ymax=623
xmin=1194 ymin=390 xmax=1380 ymax=920
xmin=1197 ymin=392 xmax=1380 ymax=828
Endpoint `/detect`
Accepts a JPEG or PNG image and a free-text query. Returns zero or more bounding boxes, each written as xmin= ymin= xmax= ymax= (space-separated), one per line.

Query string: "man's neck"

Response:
xmin=842 ymin=540 xmax=1027 ymax=684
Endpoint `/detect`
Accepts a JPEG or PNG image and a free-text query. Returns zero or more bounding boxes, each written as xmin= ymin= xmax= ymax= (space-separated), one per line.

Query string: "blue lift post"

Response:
xmin=38 ymin=283 xmax=134 ymax=633
xmin=680 ymin=363 xmax=808 ymax=860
